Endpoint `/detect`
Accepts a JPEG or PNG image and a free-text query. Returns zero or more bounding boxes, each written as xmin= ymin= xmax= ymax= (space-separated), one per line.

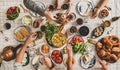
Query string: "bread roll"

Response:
xmin=112 ymin=47 xmax=120 ymax=53
xmin=98 ymin=49 xmax=106 ymax=57
xmin=110 ymin=54 xmax=118 ymax=63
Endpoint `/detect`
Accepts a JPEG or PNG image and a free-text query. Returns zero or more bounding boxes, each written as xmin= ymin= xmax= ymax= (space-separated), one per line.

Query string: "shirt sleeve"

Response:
xmin=14 ymin=62 xmax=24 ymax=70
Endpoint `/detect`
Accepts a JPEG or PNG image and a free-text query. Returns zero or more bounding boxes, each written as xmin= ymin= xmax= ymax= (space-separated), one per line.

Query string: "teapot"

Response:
xmin=0 ymin=44 xmax=22 ymax=61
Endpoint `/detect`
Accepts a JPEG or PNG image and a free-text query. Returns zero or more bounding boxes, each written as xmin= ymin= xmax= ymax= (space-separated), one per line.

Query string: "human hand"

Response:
xmin=99 ymin=60 xmax=108 ymax=70
xmin=99 ymin=60 xmax=107 ymax=66
xmin=91 ymin=8 xmax=100 ymax=18
xmin=25 ymin=32 xmax=37 ymax=44
xmin=66 ymin=44 xmax=73 ymax=57
xmin=43 ymin=57 xmax=52 ymax=68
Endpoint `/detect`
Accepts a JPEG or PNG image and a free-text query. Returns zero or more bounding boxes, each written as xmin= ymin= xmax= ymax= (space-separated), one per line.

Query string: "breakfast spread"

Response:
xmin=0 ymin=0 xmax=120 ymax=69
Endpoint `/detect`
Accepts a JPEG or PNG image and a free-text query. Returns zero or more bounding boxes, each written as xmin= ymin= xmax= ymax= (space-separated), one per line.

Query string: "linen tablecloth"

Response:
xmin=0 ymin=0 xmax=120 ymax=70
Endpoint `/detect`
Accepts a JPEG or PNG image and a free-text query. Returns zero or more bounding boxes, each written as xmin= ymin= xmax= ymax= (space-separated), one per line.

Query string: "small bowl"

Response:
xmin=22 ymin=15 xmax=33 ymax=25
xmin=66 ymin=13 xmax=76 ymax=21
xmin=36 ymin=31 xmax=43 ymax=39
xmin=40 ymin=25 xmax=46 ymax=32
xmin=33 ymin=20 xmax=40 ymax=28
xmin=62 ymin=4 xmax=69 ymax=10
xmin=39 ymin=44 xmax=50 ymax=56
xmin=51 ymin=50 xmax=63 ymax=64
xmin=76 ymin=18 xmax=83 ymax=25
xmin=79 ymin=26 xmax=89 ymax=36
xmin=7 ymin=6 xmax=20 ymax=20
xmin=99 ymin=9 xmax=109 ymax=19
xmin=69 ymin=26 xmax=77 ymax=34
xmin=103 ymin=20 xmax=111 ymax=27
xmin=4 ymin=22 xmax=11 ymax=30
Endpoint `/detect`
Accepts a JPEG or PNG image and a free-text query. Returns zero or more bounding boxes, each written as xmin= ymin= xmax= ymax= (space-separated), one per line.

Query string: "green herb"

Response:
xmin=45 ymin=22 xmax=58 ymax=45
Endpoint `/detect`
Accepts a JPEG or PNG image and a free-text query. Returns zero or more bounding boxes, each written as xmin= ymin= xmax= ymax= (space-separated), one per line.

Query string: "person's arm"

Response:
xmin=97 ymin=0 xmax=108 ymax=11
xmin=67 ymin=45 xmax=73 ymax=70
xmin=64 ymin=1 xmax=72 ymax=15
xmin=15 ymin=32 xmax=37 ymax=63
xmin=91 ymin=0 xmax=108 ymax=18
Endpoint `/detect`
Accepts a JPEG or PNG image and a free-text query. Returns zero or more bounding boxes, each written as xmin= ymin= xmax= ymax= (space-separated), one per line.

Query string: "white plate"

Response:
xmin=77 ymin=0 xmax=94 ymax=17
xmin=80 ymin=54 xmax=96 ymax=69
xmin=14 ymin=26 xmax=30 ymax=42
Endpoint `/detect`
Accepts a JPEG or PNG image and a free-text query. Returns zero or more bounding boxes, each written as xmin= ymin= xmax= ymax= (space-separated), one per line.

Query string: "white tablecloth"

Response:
xmin=0 ymin=0 xmax=120 ymax=70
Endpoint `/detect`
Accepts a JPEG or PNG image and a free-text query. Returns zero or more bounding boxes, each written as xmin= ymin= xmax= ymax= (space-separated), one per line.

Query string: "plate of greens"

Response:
xmin=69 ymin=36 xmax=89 ymax=54
xmin=7 ymin=6 xmax=20 ymax=20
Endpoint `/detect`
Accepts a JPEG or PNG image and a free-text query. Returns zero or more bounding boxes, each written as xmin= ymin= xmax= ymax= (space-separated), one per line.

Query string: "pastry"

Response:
xmin=96 ymin=36 xmax=120 ymax=63
xmin=112 ymin=47 xmax=120 ymax=53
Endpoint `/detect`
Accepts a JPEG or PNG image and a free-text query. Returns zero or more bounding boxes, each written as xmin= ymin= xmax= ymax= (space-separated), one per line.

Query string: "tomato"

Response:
xmin=52 ymin=55 xmax=56 ymax=60
xmin=53 ymin=50 xmax=58 ymax=55
xmin=56 ymin=54 xmax=60 ymax=57
xmin=56 ymin=50 xmax=60 ymax=55
xmin=78 ymin=37 xmax=83 ymax=42
xmin=69 ymin=40 xmax=73 ymax=44
xmin=56 ymin=57 xmax=62 ymax=63
xmin=10 ymin=6 xmax=16 ymax=10
xmin=7 ymin=9 xmax=13 ymax=14
xmin=73 ymin=37 xmax=76 ymax=41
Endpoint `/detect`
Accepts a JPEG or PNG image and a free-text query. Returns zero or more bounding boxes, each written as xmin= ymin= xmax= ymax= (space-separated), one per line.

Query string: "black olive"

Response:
xmin=4 ymin=22 xmax=11 ymax=30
